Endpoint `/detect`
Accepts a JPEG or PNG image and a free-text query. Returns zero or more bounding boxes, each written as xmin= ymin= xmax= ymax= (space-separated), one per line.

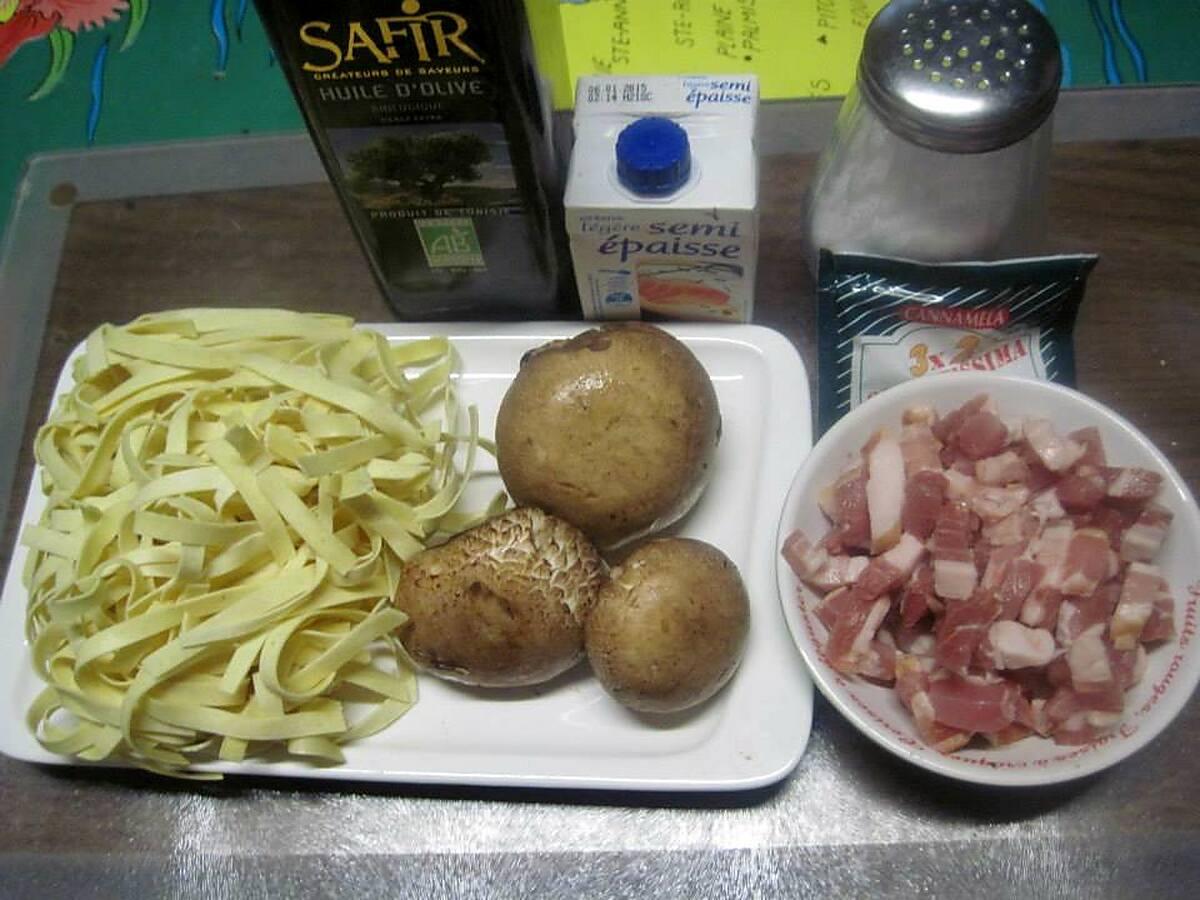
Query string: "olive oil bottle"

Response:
xmin=255 ymin=0 xmax=566 ymax=318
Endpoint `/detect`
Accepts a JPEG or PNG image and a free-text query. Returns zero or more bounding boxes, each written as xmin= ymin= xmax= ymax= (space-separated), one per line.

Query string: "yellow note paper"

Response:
xmin=539 ymin=0 xmax=888 ymax=108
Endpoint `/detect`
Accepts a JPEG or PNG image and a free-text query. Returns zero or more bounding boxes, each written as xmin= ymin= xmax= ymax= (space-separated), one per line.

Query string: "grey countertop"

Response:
xmin=1 ymin=89 xmax=1199 ymax=898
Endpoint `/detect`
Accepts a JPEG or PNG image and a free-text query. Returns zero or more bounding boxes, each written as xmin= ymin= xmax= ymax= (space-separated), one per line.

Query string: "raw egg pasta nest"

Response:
xmin=20 ymin=309 xmax=496 ymax=777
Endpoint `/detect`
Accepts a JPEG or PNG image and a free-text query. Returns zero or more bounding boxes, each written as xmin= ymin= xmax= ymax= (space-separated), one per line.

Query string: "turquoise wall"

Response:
xmin=1 ymin=1 xmax=1197 ymax=246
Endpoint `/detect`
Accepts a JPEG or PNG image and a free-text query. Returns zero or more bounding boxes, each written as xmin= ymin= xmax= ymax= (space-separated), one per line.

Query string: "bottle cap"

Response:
xmin=615 ymin=117 xmax=692 ymax=196
xmin=859 ymin=0 xmax=1062 ymax=153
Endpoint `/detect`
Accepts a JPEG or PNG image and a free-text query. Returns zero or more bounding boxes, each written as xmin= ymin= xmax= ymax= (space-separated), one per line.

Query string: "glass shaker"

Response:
xmin=804 ymin=0 xmax=1062 ymax=267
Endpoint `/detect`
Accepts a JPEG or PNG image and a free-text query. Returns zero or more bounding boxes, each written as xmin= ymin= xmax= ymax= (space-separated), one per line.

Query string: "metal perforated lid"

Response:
xmin=858 ymin=0 xmax=1062 ymax=153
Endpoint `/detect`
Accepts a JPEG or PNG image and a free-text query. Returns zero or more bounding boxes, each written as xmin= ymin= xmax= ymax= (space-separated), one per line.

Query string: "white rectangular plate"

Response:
xmin=0 ymin=322 xmax=813 ymax=791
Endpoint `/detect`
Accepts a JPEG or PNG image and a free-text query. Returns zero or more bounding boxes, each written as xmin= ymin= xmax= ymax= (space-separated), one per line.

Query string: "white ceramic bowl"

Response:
xmin=776 ymin=373 xmax=1200 ymax=786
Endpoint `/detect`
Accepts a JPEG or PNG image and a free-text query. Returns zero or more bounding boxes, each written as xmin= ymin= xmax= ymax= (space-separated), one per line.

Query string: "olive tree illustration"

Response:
xmin=346 ymin=133 xmax=490 ymax=203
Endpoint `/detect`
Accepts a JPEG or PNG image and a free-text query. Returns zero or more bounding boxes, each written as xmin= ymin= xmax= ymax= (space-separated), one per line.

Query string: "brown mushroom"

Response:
xmin=495 ymin=323 xmax=721 ymax=549
xmin=392 ymin=508 xmax=607 ymax=688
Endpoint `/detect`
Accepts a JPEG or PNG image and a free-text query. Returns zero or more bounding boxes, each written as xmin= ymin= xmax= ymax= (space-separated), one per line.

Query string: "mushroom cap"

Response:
xmin=393 ymin=508 xmax=608 ymax=687
xmin=495 ymin=324 xmax=721 ymax=549
xmin=585 ymin=537 xmax=750 ymax=713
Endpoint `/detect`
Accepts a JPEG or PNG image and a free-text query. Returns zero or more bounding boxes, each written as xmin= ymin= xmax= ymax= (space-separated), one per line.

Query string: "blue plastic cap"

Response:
xmin=615 ymin=117 xmax=691 ymax=197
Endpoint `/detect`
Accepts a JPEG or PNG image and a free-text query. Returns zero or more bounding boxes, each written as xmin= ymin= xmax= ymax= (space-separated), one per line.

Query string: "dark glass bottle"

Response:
xmin=254 ymin=0 xmax=567 ymax=319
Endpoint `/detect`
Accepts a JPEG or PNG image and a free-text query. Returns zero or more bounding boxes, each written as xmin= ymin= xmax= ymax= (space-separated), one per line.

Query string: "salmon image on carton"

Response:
xmin=565 ymin=75 xmax=760 ymax=322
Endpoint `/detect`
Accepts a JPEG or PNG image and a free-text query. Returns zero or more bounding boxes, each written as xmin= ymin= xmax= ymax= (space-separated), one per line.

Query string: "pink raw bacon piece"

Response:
xmin=810 ymin=555 xmax=870 ymax=592
xmin=1111 ymin=563 xmax=1162 ymax=649
xmin=931 ymin=395 xmax=990 ymax=445
xmin=826 ymin=594 xmax=892 ymax=674
xmin=1017 ymin=444 xmax=1059 ymax=493
xmin=901 ymin=470 xmax=947 ymax=540
xmin=930 ymin=500 xmax=979 ymax=600
xmin=1120 ymin=503 xmax=1173 ymax=563
xmin=1052 ymin=713 xmax=1123 ymax=746
xmin=1056 ymin=470 xmax=1107 ymax=513
xmin=781 ymin=529 xmax=828 ymax=582
xmin=979 ymin=620 xmax=1056 ymax=669
xmin=981 ymin=543 xmax=1024 ymax=591
xmin=821 ymin=530 xmax=846 ymax=555
xmin=1023 ymin=418 xmax=1086 ymax=473
xmin=975 ymin=450 xmax=1030 ymax=486
xmin=1045 ymin=686 xmax=1124 ymax=745
xmin=1057 ymin=581 xmax=1120 ymax=647
xmin=1068 ymin=427 xmax=1108 ymax=468
xmin=815 ymin=586 xmax=854 ymax=632
xmin=894 ymin=623 xmax=937 ymax=657
xmin=1059 ymin=528 xmax=1118 ymax=597
xmin=935 ymin=589 xmax=1000 ymax=675
xmin=878 ymin=532 xmax=927 ymax=580
xmin=856 ymin=638 xmax=897 ymax=683
xmin=1031 ymin=487 xmax=1067 ymax=522
xmin=894 ymin=652 xmax=929 ymax=709
xmin=1019 ymin=586 xmax=1063 ymax=630
xmin=900 ymin=423 xmax=943 ymax=477
xmin=1066 ymin=631 xmax=1119 ymax=695
xmin=940 ymin=447 xmax=978 ymax=476
xmin=854 ymin=563 xmax=901 ymax=602
xmin=943 ymin=468 xmax=978 ymax=501
xmin=865 ymin=431 xmax=906 ymax=554
xmin=927 ymin=673 xmax=1020 ymax=733
xmin=1112 ymin=645 xmax=1147 ymax=689
xmin=1104 ymin=467 xmax=1164 ymax=503
xmin=955 ymin=410 xmax=1011 ymax=460
xmin=1142 ymin=588 xmax=1176 ymax=643
xmin=981 ymin=509 xmax=1039 ymax=547
xmin=1007 ymin=667 xmax=1056 ymax=703
xmin=1083 ymin=504 xmax=1136 ymax=551
xmin=934 ymin=551 xmax=978 ymax=602
xmin=970 ymin=484 xmax=1030 ymax=524
xmin=895 ymin=654 xmax=973 ymax=753
xmin=995 ymin=557 xmax=1044 ymax=621
xmin=1031 ymin=520 xmax=1074 ymax=590
xmin=1128 ymin=566 xmax=1176 ymax=643
xmin=930 ymin=499 xmax=975 ymax=551
xmin=820 ymin=465 xmax=872 ymax=552
xmin=900 ymin=562 xmax=936 ymax=628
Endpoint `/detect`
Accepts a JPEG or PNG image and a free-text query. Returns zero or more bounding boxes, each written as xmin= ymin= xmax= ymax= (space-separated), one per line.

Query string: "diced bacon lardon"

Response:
xmin=1019 ymin=587 xmax=1063 ymax=630
xmin=970 ymin=485 xmax=1030 ymax=524
xmin=1031 ymin=488 xmax=1066 ymax=522
xmin=926 ymin=672 xmax=1020 ymax=734
xmin=1023 ymin=418 xmax=1086 ymax=473
xmin=1104 ymin=467 xmax=1164 ymax=503
xmin=900 ymin=424 xmax=944 ymax=477
xmin=982 ymin=621 xmax=1056 ymax=670
xmin=1059 ymin=529 xmax=1118 ymax=597
xmin=981 ymin=509 xmax=1038 ymax=547
xmin=865 ymin=431 xmax=906 ymax=554
xmin=975 ymin=450 xmax=1030 ymax=486
xmin=954 ymin=411 xmax=1011 ymax=460
xmin=995 ymin=557 xmax=1043 ymax=621
xmin=1056 ymin=471 xmax=1107 ymax=513
xmin=1068 ymin=427 xmax=1108 ymax=467
xmin=1120 ymin=504 xmax=1172 ymax=563
xmin=1056 ymin=582 xmax=1120 ymax=647
xmin=981 ymin=543 xmax=1023 ymax=591
xmin=901 ymin=470 xmax=947 ymax=540
xmin=827 ymin=595 xmax=892 ymax=674
xmin=935 ymin=590 xmax=999 ymax=675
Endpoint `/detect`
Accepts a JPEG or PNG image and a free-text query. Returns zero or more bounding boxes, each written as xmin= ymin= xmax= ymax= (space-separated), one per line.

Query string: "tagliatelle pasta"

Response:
xmin=20 ymin=309 xmax=501 ymax=777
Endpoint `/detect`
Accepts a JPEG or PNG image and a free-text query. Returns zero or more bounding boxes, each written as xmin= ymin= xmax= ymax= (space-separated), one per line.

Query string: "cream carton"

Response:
xmin=565 ymin=75 xmax=759 ymax=322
